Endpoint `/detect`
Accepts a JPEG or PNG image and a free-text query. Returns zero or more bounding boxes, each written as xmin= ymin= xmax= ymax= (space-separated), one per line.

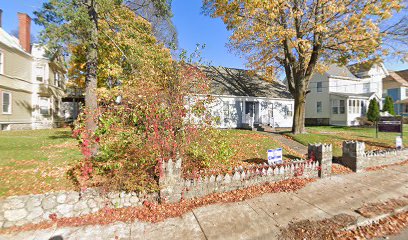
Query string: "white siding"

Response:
xmin=208 ymin=96 xmax=294 ymax=129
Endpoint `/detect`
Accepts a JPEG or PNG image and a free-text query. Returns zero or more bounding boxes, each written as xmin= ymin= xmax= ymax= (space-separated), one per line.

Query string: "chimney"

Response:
xmin=18 ymin=12 xmax=31 ymax=53
xmin=0 ymin=9 xmax=3 ymax=28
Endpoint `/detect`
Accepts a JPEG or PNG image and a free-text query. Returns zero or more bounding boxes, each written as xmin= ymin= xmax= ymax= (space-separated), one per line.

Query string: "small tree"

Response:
xmin=382 ymin=96 xmax=395 ymax=115
xmin=367 ymin=99 xmax=380 ymax=122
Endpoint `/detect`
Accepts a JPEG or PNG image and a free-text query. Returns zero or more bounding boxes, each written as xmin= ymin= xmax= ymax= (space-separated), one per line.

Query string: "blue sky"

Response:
xmin=1 ymin=0 xmax=407 ymax=71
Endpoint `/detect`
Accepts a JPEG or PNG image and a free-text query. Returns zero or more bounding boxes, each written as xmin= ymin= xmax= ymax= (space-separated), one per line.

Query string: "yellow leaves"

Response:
xmin=205 ymin=0 xmax=401 ymax=70
xmin=315 ymin=24 xmax=328 ymax=34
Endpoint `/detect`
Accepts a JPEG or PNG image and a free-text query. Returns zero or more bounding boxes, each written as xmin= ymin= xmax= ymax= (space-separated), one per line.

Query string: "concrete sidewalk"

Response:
xmin=1 ymin=164 xmax=408 ymax=240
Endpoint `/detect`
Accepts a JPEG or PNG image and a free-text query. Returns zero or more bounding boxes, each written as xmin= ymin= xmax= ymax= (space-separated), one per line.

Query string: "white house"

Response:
xmin=202 ymin=66 xmax=294 ymax=129
xmin=305 ymin=63 xmax=388 ymax=126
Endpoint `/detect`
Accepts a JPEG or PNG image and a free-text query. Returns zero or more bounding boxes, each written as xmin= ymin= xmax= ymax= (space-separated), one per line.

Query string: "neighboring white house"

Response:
xmin=31 ymin=44 xmax=66 ymax=129
xmin=305 ymin=63 xmax=388 ymax=126
xmin=202 ymin=66 xmax=294 ymax=129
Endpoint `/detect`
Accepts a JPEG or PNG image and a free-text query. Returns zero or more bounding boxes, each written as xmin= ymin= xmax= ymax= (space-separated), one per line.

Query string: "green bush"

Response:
xmin=382 ymin=96 xmax=395 ymax=115
xmin=367 ymin=98 xmax=380 ymax=122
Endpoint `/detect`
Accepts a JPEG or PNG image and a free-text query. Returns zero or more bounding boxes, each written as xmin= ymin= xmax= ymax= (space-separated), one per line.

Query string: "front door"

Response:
xmin=245 ymin=101 xmax=254 ymax=117
xmin=245 ymin=101 xmax=260 ymax=124
xmin=254 ymin=102 xmax=260 ymax=123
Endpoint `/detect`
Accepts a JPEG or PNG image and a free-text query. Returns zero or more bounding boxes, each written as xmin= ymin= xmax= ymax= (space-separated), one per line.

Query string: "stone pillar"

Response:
xmin=308 ymin=143 xmax=333 ymax=178
xmin=158 ymin=158 xmax=183 ymax=203
xmin=342 ymin=141 xmax=365 ymax=172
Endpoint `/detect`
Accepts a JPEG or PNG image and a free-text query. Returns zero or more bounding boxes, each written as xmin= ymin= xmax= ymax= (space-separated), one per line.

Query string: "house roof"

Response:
xmin=348 ymin=61 xmax=377 ymax=74
xmin=325 ymin=64 xmax=357 ymax=79
xmin=202 ymin=66 xmax=292 ymax=99
xmin=383 ymin=70 xmax=408 ymax=87
xmin=348 ymin=60 xmax=388 ymax=78
xmin=396 ymin=98 xmax=408 ymax=104
xmin=330 ymin=92 xmax=377 ymax=99
xmin=0 ymin=28 xmax=30 ymax=56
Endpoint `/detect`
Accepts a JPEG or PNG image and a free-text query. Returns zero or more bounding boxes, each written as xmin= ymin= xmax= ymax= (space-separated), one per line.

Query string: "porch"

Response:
xmin=215 ymin=97 xmax=294 ymax=129
xmin=329 ymin=92 xmax=376 ymax=126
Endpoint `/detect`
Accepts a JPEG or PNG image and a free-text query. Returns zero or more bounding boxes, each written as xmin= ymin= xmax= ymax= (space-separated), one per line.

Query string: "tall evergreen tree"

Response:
xmin=382 ymin=96 xmax=395 ymax=115
xmin=367 ymin=99 xmax=380 ymax=122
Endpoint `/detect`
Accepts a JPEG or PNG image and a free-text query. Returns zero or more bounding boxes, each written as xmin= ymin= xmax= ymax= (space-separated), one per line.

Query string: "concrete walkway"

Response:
xmin=268 ymin=132 xmax=308 ymax=156
xmin=1 ymin=164 xmax=408 ymax=240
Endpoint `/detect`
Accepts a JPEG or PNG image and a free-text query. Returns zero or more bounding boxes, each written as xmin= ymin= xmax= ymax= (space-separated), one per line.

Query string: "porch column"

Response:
xmin=242 ymin=100 xmax=246 ymax=124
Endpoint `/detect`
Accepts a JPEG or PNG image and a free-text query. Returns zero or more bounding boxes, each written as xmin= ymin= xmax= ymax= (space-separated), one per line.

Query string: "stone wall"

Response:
xmin=308 ymin=143 xmax=332 ymax=178
xmin=341 ymin=141 xmax=408 ymax=172
xmin=0 ymin=189 xmax=158 ymax=229
xmin=160 ymin=143 xmax=332 ymax=203
xmin=160 ymin=159 xmax=320 ymax=203
xmin=1 ymin=143 xmax=333 ymax=229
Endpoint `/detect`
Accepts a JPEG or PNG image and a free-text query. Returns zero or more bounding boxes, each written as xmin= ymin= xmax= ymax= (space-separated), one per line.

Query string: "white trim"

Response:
xmin=0 ymin=121 xmax=32 ymax=124
xmin=328 ymin=75 xmax=362 ymax=81
xmin=194 ymin=93 xmax=293 ymax=101
xmin=0 ymin=50 xmax=4 ymax=74
xmin=2 ymin=91 xmax=12 ymax=114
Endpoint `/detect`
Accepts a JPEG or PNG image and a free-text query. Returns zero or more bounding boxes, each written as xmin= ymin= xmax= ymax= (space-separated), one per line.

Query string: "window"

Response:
xmin=349 ymin=100 xmax=355 ymax=114
xmin=36 ymin=65 xmax=45 ymax=82
xmin=54 ymin=99 xmax=60 ymax=115
xmin=332 ymin=100 xmax=345 ymax=114
xmin=39 ymin=97 xmax=50 ymax=115
xmin=316 ymin=101 xmax=322 ymax=113
xmin=405 ymin=88 xmax=408 ymax=98
xmin=54 ymin=72 xmax=59 ymax=87
xmin=317 ymin=82 xmax=322 ymax=92
xmin=2 ymin=92 xmax=11 ymax=114
xmin=363 ymin=83 xmax=370 ymax=93
xmin=348 ymin=100 xmax=352 ymax=114
xmin=286 ymin=104 xmax=293 ymax=116
xmin=361 ymin=101 xmax=366 ymax=115
xmin=0 ymin=51 xmax=4 ymax=74
xmin=223 ymin=101 xmax=230 ymax=118
xmin=339 ymin=100 xmax=345 ymax=114
xmin=332 ymin=100 xmax=338 ymax=114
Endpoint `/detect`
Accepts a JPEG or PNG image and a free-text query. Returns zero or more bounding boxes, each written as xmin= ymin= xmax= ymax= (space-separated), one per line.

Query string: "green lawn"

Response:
xmin=221 ymin=130 xmax=303 ymax=163
xmin=285 ymin=125 xmax=408 ymax=157
xmin=0 ymin=128 xmax=299 ymax=198
xmin=0 ymin=128 xmax=82 ymax=198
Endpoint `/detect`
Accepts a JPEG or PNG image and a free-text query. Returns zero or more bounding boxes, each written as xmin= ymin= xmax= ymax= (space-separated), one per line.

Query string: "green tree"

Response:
xmin=382 ymin=96 xmax=395 ymax=115
xmin=367 ymin=99 xmax=380 ymax=122
xmin=202 ymin=0 xmax=404 ymax=134
xmin=34 ymin=0 xmax=174 ymax=143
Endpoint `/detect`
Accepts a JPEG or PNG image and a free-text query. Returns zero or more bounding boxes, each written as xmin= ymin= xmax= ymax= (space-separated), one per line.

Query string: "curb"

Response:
xmin=343 ymin=205 xmax=408 ymax=231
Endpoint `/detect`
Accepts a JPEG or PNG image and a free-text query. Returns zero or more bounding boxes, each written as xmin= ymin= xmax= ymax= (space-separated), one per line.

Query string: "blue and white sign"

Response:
xmin=396 ymin=136 xmax=403 ymax=149
xmin=268 ymin=148 xmax=283 ymax=165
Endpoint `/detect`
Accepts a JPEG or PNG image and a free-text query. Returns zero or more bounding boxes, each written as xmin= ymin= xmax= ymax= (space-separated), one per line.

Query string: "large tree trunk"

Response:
xmin=292 ymin=88 xmax=307 ymax=134
xmin=85 ymin=0 xmax=98 ymax=155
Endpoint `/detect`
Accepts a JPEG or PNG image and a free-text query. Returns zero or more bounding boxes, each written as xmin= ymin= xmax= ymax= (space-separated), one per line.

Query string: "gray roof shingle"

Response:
xmin=202 ymin=66 xmax=292 ymax=99
xmin=326 ymin=64 xmax=357 ymax=79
